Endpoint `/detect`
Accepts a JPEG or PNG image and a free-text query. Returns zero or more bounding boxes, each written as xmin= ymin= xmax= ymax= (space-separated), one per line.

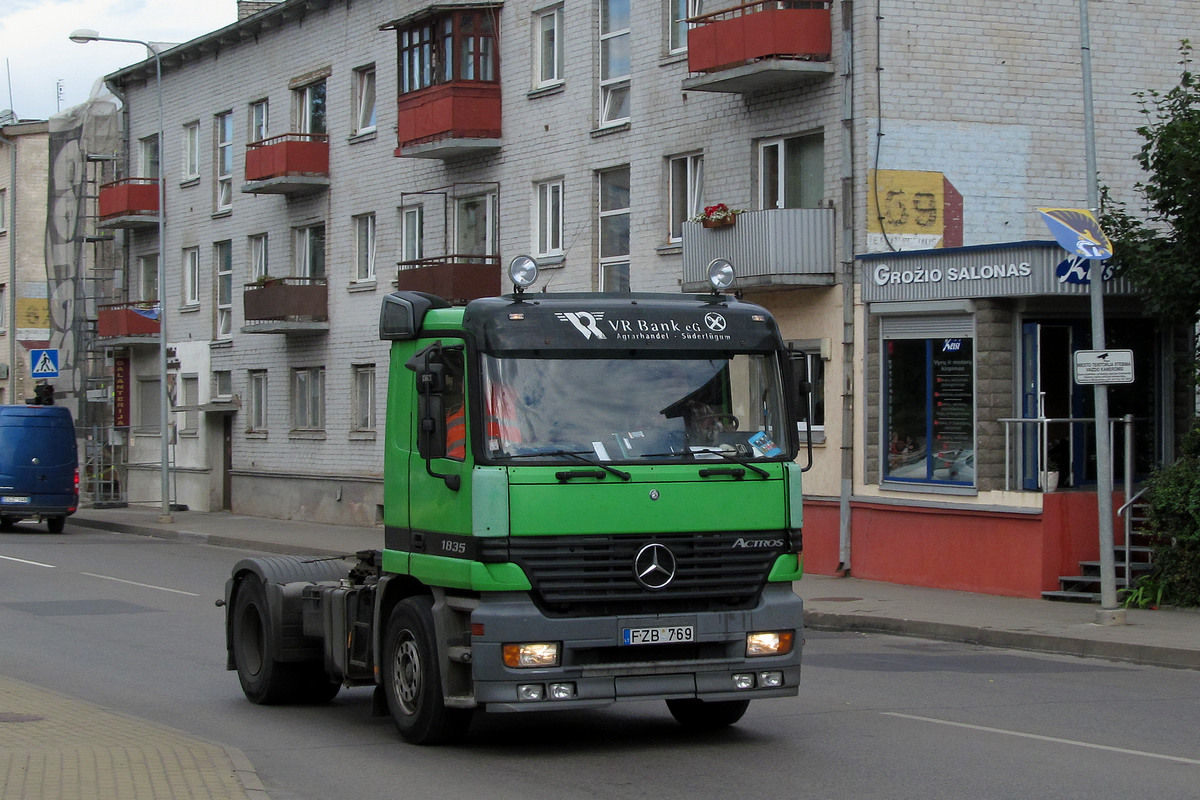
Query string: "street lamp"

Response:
xmin=71 ymin=28 xmax=173 ymax=524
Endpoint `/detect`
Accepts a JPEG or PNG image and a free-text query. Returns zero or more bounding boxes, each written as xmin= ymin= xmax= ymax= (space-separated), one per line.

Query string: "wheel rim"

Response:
xmin=392 ymin=631 xmax=422 ymax=715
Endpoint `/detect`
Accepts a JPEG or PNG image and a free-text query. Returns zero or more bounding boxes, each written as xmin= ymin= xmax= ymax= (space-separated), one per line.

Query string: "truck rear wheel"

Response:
xmin=47 ymin=517 xmax=65 ymax=534
xmin=232 ymin=577 xmax=340 ymax=704
xmin=666 ymin=698 xmax=750 ymax=729
xmin=382 ymin=596 xmax=471 ymax=745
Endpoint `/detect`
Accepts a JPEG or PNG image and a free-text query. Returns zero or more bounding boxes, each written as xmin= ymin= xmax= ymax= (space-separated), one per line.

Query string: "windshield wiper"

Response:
xmin=496 ymin=449 xmax=631 ymax=481
xmin=686 ymin=448 xmax=770 ymax=478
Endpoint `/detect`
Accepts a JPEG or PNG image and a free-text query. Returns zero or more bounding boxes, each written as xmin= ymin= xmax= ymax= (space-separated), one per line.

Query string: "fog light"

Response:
xmin=746 ymin=631 xmax=795 ymax=657
xmin=733 ymin=673 xmax=756 ymax=690
xmin=758 ymin=671 xmax=784 ymax=688
xmin=549 ymin=682 xmax=577 ymax=700
xmin=503 ymin=642 xmax=561 ymax=668
xmin=517 ymin=684 xmax=545 ymax=701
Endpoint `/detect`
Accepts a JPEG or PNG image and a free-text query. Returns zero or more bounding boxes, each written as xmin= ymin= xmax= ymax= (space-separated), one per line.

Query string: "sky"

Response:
xmin=1 ymin=0 xmax=237 ymax=121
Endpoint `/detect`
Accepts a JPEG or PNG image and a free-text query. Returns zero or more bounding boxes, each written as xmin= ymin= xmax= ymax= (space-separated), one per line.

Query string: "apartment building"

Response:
xmin=87 ymin=0 xmax=1196 ymax=596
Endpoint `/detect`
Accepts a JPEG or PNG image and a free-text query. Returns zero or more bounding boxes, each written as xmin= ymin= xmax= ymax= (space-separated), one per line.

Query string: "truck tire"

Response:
xmin=231 ymin=577 xmax=340 ymax=705
xmin=0 ymin=515 xmax=14 ymax=530
xmin=666 ymin=698 xmax=750 ymax=729
xmin=47 ymin=517 xmax=65 ymax=534
xmin=382 ymin=595 xmax=471 ymax=745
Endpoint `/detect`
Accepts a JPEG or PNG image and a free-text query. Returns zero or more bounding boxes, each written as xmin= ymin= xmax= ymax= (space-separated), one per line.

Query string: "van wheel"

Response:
xmin=666 ymin=698 xmax=750 ymax=729
xmin=382 ymin=596 xmax=471 ymax=745
xmin=0 ymin=515 xmax=14 ymax=531
xmin=47 ymin=517 xmax=65 ymax=534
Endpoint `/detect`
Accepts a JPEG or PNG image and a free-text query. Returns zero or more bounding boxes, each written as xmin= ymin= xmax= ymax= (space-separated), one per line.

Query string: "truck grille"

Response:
xmin=482 ymin=531 xmax=785 ymax=618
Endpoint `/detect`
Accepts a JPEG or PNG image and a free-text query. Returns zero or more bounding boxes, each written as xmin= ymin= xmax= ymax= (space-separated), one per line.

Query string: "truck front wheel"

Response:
xmin=382 ymin=596 xmax=471 ymax=745
xmin=666 ymin=698 xmax=750 ymax=729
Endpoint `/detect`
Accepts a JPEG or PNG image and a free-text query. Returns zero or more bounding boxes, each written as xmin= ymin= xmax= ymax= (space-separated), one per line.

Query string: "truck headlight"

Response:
xmin=746 ymin=631 xmax=795 ymax=657
xmin=503 ymin=642 xmax=561 ymax=668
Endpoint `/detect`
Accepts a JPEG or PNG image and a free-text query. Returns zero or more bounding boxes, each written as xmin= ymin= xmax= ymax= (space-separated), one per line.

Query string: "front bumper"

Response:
xmin=468 ymin=583 xmax=802 ymax=712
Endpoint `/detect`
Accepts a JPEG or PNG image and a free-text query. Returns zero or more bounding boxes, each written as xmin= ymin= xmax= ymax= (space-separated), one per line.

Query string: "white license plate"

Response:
xmin=1 ymin=496 xmax=30 ymax=504
xmin=622 ymin=625 xmax=694 ymax=646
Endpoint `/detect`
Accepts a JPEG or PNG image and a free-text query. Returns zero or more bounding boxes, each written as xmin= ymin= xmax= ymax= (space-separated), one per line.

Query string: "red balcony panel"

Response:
xmin=243 ymin=277 xmax=328 ymax=323
xmin=245 ymin=134 xmax=330 ymax=181
xmin=395 ymin=83 xmax=501 ymax=153
xmin=687 ymin=2 xmax=832 ymax=74
xmin=98 ymin=178 xmax=159 ymax=220
xmin=395 ymin=257 xmax=501 ymax=303
xmin=97 ymin=302 xmax=160 ymax=338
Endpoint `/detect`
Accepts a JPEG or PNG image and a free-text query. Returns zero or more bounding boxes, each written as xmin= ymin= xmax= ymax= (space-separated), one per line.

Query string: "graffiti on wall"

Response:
xmin=867 ymin=169 xmax=963 ymax=252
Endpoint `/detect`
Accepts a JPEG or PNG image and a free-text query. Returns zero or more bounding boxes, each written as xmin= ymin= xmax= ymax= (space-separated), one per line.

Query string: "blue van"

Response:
xmin=0 ymin=405 xmax=79 ymax=533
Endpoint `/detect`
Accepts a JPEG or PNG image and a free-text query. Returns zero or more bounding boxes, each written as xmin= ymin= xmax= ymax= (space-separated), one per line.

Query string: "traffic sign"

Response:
xmin=1074 ymin=349 xmax=1134 ymax=385
xmin=30 ymin=349 xmax=60 ymax=378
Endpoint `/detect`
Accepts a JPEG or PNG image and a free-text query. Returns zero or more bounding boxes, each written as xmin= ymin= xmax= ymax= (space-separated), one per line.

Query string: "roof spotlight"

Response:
xmin=508 ymin=255 xmax=539 ymax=294
xmin=707 ymin=259 xmax=736 ymax=294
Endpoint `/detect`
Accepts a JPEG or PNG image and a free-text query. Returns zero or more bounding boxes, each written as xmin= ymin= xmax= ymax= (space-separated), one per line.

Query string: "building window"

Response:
xmin=137 ymin=379 xmax=161 ymax=434
xmin=179 ymin=375 xmax=200 ymax=436
xmin=297 ymin=81 xmax=327 ymax=135
xmin=182 ymin=247 xmax=200 ymax=307
xmin=0 ymin=188 xmax=6 ymax=231
xmin=599 ymin=0 xmax=631 ymax=125
xmin=140 ymin=134 xmax=159 ymax=179
xmin=250 ymin=99 xmax=268 ymax=143
xmin=182 ymin=122 xmax=200 ymax=180
xmin=669 ymin=0 xmax=703 ymax=53
xmin=215 ymin=111 xmax=233 ymax=211
xmin=401 ymin=206 xmax=424 ymax=262
xmin=213 ymin=370 xmax=233 ymax=400
xmin=292 ymin=367 xmax=326 ymax=431
xmin=668 ymin=152 xmax=703 ymax=242
xmin=535 ymin=5 xmax=564 ymax=87
xmin=247 ymin=370 xmax=268 ymax=432
xmin=760 ymin=132 xmax=825 ymax=210
xmin=249 ymin=233 xmax=269 ymax=281
xmin=398 ymin=10 xmax=499 ymax=93
xmin=883 ymin=335 xmax=975 ymax=486
xmin=598 ymin=166 xmax=631 ymax=292
xmin=354 ymin=214 xmax=376 ymax=281
xmin=215 ymin=240 xmax=232 ymax=339
xmin=0 ymin=284 xmax=6 ymax=333
xmin=353 ymin=66 xmax=376 ymax=135
xmin=352 ymin=363 xmax=376 ymax=432
xmin=535 ymin=180 xmax=563 ymax=257
xmin=296 ymin=224 xmax=326 ymax=277
xmin=456 ymin=194 xmax=495 ymax=256
xmin=137 ymin=254 xmax=159 ymax=303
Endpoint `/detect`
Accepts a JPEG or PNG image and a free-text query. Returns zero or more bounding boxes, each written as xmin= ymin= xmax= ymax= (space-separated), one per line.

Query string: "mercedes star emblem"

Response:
xmin=633 ymin=543 xmax=677 ymax=590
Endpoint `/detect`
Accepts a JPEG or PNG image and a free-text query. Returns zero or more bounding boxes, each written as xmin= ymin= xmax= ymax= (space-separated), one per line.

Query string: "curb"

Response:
xmin=70 ymin=515 xmax=350 ymax=559
xmin=803 ymin=611 xmax=1200 ymax=671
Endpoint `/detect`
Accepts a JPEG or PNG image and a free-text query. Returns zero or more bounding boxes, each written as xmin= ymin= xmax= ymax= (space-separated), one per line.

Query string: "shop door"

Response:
xmin=1021 ymin=322 xmax=1087 ymax=490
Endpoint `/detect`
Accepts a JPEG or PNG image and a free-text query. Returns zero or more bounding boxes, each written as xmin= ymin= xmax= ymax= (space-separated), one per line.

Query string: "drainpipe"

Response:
xmin=837 ymin=0 xmax=856 ymax=574
xmin=0 ymin=128 xmax=16 ymax=402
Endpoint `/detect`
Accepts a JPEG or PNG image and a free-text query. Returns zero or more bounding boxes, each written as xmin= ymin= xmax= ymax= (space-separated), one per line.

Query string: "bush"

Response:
xmin=1136 ymin=423 xmax=1200 ymax=607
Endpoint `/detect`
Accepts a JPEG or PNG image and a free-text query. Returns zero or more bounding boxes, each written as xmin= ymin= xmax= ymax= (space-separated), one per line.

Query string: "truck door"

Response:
xmin=408 ymin=343 xmax=472 ymax=541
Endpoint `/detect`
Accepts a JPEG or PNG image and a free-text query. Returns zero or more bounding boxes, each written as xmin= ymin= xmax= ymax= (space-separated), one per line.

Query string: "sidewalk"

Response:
xmin=68 ymin=504 xmax=1200 ymax=671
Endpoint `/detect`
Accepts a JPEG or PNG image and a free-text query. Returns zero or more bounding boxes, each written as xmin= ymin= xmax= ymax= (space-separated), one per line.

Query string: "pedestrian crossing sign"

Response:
xmin=30 ymin=349 xmax=59 ymax=378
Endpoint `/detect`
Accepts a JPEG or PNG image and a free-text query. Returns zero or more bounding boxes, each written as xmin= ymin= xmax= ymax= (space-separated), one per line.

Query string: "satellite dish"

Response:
xmin=0 ymin=109 xmax=17 ymax=126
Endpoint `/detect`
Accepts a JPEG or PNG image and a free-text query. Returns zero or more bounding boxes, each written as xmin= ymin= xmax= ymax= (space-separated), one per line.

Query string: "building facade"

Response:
xmin=84 ymin=0 xmax=1196 ymax=596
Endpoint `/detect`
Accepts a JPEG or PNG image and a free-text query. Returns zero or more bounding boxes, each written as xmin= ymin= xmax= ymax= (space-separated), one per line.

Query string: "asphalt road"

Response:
xmin=2 ymin=522 xmax=1198 ymax=800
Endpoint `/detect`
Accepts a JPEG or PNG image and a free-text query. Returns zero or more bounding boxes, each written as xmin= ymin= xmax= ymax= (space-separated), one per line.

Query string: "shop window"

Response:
xmin=883 ymin=335 xmax=975 ymax=486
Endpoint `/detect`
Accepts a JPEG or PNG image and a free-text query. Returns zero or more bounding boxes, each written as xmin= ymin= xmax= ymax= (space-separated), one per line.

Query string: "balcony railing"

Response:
xmin=241 ymin=276 xmax=329 ymax=334
xmin=684 ymin=1 xmax=835 ymax=93
xmin=242 ymin=133 xmax=330 ymax=195
xmin=97 ymin=178 xmax=159 ymax=229
xmin=95 ymin=301 xmax=160 ymax=346
xmin=395 ymin=255 xmax=502 ymax=303
xmin=395 ymin=83 xmax=502 ymax=159
xmin=681 ymin=207 xmax=836 ymax=291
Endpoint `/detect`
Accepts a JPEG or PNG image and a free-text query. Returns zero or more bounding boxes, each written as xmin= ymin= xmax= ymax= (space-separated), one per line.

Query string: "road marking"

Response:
xmin=80 ymin=572 xmax=202 ymax=597
xmin=0 ymin=554 xmax=57 ymax=568
xmin=884 ymin=712 xmax=1200 ymax=766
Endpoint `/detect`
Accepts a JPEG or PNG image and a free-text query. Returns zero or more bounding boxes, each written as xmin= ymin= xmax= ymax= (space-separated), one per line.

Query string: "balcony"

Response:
xmin=97 ymin=178 xmax=159 ymax=229
xmin=242 ymin=133 xmax=330 ymax=196
xmin=681 ymin=207 xmax=836 ymax=292
xmin=395 ymin=255 xmax=501 ymax=303
xmin=683 ymin=1 xmax=835 ymax=94
xmin=241 ymin=277 xmax=329 ymax=334
xmin=394 ymin=83 xmax=501 ymax=159
xmin=95 ymin=301 xmax=160 ymax=347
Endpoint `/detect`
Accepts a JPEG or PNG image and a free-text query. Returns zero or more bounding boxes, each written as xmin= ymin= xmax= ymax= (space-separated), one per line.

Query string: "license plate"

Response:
xmin=1 ymin=496 xmax=30 ymax=504
xmin=622 ymin=625 xmax=694 ymax=645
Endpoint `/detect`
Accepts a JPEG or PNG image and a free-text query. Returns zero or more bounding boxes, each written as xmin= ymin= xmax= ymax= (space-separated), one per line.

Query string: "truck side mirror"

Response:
xmin=405 ymin=343 xmax=460 ymax=490
xmin=788 ymin=350 xmax=814 ymax=472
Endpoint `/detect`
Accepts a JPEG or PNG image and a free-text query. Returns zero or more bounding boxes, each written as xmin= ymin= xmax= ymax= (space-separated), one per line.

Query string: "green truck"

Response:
xmin=224 ymin=259 xmax=806 ymax=744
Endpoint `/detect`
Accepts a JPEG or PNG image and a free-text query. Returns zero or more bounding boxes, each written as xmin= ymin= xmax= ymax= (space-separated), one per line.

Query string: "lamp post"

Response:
xmin=70 ymin=28 xmax=173 ymax=524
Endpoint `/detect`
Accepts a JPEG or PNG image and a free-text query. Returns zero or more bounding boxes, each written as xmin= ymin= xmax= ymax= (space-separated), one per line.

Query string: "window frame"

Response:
xmin=599 ymin=0 xmax=632 ymax=126
xmin=249 ymin=233 xmax=269 ymax=281
xmin=137 ymin=254 xmax=159 ymax=304
xmin=354 ymin=213 xmax=377 ymax=282
xmin=759 ymin=132 xmax=825 ymax=210
xmin=353 ymin=66 xmax=377 ymax=136
xmin=668 ymin=152 xmax=704 ymax=242
xmin=215 ymin=111 xmax=234 ymax=211
xmin=250 ymin=99 xmax=269 ymax=143
xmin=401 ymin=206 xmax=424 ymax=262
xmin=247 ymin=369 xmax=268 ymax=433
xmin=182 ymin=247 xmax=200 ymax=307
xmin=291 ymin=366 xmax=326 ymax=432
xmin=297 ymin=81 xmax=327 ymax=136
xmin=140 ymin=134 xmax=160 ymax=180
xmin=669 ymin=0 xmax=704 ymax=54
xmin=182 ymin=122 xmax=200 ymax=180
xmin=534 ymin=5 xmax=564 ymax=88
xmin=455 ymin=193 xmax=497 ymax=256
xmin=296 ymin=224 xmax=327 ymax=278
xmin=179 ymin=374 xmax=200 ymax=436
xmin=214 ymin=240 xmax=233 ymax=340
xmin=352 ymin=363 xmax=377 ymax=433
xmin=535 ymin=179 xmax=564 ymax=257
xmin=598 ymin=165 xmax=631 ymax=292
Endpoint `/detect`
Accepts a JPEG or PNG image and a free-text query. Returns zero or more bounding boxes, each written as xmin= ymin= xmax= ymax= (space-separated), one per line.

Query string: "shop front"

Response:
xmin=802 ymin=241 xmax=1184 ymax=598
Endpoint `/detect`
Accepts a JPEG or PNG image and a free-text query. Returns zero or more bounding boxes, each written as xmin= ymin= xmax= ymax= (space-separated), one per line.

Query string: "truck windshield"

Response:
xmin=480 ymin=353 xmax=790 ymax=463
